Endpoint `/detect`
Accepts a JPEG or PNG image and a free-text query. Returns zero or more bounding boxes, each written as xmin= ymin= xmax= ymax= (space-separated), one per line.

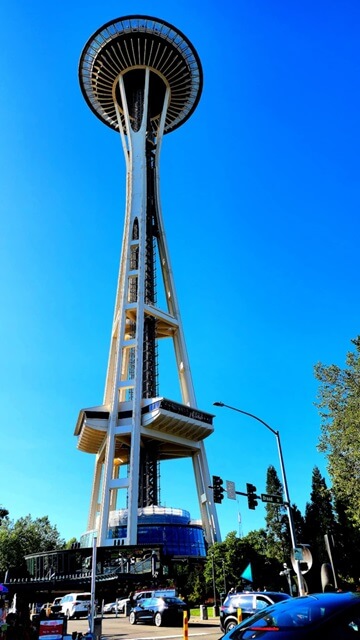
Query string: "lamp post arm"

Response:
xmin=214 ymin=402 xmax=278 ymax=436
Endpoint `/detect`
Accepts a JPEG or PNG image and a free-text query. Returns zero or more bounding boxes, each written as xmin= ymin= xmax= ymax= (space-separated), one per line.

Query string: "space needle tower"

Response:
xmin=76 ymin=15 xmax=220 ymax=554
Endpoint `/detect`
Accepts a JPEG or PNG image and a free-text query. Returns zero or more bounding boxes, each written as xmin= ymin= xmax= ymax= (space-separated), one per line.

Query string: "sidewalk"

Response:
xmin=190 ymin=616 xmax=219 ymax=624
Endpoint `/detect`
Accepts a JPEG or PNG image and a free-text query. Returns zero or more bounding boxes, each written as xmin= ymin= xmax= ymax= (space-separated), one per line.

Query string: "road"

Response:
xmin=66 ymin=613 xmax=222 ymax=640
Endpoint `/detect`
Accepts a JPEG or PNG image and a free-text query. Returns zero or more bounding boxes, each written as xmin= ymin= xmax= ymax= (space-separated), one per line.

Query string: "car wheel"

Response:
xmin=225 ymin=619 xmax=237 ymax=633
xmin=154 ymin=612 xmax=162 ymax=627
xmin=129 ymin=612 xmax=136 ymax=625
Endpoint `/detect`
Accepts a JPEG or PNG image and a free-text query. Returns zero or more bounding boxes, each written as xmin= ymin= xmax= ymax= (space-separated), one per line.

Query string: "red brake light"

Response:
xmin=249 ymin=626 xmax=280 ymax=632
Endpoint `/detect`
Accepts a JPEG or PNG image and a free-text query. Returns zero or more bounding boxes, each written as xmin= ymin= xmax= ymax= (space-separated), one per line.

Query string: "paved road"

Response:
xmin=66 ymin=614 xmax=221 ymax=640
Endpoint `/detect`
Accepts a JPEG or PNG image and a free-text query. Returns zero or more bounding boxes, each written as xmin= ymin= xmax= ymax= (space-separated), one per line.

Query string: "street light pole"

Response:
xmin=221 ymin=559 xmax=227 ymax=597
xmin=210 ymin=551 xmax=218 ymax=615
xmin=90 ymin=535 xmax=97 ymax=636
xmin=213 ymin=401 xmax=305 ymax=596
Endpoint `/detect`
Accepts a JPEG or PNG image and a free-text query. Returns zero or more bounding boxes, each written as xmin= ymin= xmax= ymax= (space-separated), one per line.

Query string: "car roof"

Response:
xmin=234 ymin=590 xmax=360 ymax=630
xmin=229 ymin=591 xmax=289 ymax=596
xmin=299 ymin=592 xmax=360 ymax=604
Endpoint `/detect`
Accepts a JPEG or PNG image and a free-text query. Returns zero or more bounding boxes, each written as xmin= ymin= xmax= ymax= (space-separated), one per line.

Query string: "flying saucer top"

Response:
xmin=79 ymin=15 xmax=203 ymax=134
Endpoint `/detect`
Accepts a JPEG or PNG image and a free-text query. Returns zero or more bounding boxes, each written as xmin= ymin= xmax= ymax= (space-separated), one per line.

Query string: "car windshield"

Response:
xmin=228 ymin=595 xmax=253 ymax=609
xmin=163 ymin=597 xmax=184 ymax=604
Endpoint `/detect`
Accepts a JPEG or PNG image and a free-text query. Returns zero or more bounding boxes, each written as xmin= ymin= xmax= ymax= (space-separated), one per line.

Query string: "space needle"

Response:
xmin=76 ymin=16 xmax=220 ymax=555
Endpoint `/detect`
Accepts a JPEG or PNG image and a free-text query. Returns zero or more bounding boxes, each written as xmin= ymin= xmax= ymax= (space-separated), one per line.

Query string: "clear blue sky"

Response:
xmin=1 ymin=0 xmax=359 ymax=545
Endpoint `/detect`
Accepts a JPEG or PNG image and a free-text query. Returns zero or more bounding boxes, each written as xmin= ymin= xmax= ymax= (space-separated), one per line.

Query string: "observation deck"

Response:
xmin=75 ymin=398 xmax=214 ymax=459
xmin=79 ymin=15 xmax=203 ymax=135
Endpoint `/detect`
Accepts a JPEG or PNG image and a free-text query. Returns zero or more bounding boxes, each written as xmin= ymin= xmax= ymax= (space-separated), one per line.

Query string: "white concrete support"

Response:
xmin=87 ymin=455 xmax=102 ymax=532
xmin=192 ymin=443 xmax=221 ymax=544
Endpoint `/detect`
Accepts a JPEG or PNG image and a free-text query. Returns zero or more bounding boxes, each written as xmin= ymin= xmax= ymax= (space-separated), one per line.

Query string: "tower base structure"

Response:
xmin=76 ymin=15 xmax=221 ymax=555
xmin=80 ymin=506 xmax=206 ymax=557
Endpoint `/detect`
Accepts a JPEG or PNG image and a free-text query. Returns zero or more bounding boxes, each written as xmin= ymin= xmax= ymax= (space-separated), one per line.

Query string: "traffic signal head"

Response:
xmin=246 ymin=483 xmax=258 ymax=510
xmin=212 ymin=475 xmax=225 ymax=504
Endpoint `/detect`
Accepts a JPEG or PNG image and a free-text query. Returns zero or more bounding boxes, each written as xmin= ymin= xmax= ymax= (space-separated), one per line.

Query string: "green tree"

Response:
xmin=303 ymin=467 xmax=336 ymax=591
xmin=170 ymin=559 xmax=207 ymax=605
xmin=314 ymin=336 xmax=360 ymax=525
xmin=291 ymin=504 xmax=306 ymax=544
xmin=263 ymin=466 xmax=305 ymax=560
xmin=203 ymin=531 xmax=286 ymax=597
xmin=187 ymin=567 xmax=206 ymax=605
xmin=332 ymin=497 xmax=360 ymax=586
xmin=203 ymin=539 xmax=229 ymax=601
xmin=304 ymin=466 xmax=336 ymax=565
xmin=65 ymin=537 xmax=78 ymax=549
xmin=0 ymin=515 xmax=65 ymax=573
xmin=264 ymin=465 xmax=288 ymax=562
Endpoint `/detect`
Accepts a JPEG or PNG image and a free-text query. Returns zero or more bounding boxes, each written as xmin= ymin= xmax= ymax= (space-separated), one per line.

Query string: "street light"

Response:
xmin=213 ymin=401 xmax=305 ymax=596
xmin=221 ymin=559 xmax=227 ymax=596
xmin=210 ymin=550 xmax=219 ymax=616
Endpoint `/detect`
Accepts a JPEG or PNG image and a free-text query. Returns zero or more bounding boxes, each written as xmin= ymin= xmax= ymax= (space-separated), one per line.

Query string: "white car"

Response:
xmin=103 ymin=602 xmax=118 ymax=614
xmin=60 ymin=592 xmax=91 ymax=619
xmin=103 ymin=598 xmax=129 ymax=614
xmin=117 ymin=598 xmax=129 ymax=613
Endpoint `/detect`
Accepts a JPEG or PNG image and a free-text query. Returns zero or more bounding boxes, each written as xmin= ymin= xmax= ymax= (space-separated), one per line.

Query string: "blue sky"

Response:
xmin=1 ymin=0 xmax=359 ymax=546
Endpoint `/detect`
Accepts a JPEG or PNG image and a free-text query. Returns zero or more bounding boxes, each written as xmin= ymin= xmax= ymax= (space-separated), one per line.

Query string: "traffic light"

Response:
xmin=212 ymin=475 xmax=225 ymax=504
xmin=246 ymin=483 xmax=258 ymax=510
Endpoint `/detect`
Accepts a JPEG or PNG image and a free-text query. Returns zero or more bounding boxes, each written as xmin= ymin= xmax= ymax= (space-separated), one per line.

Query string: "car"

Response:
xmin=103 ymin=601 xmax=118 ymax=614
xmin=39 ymin=603 xmax=52 ymax=616
xmin=50 ymin=598 xmax=63 ymax=615
xmin=133 ymin=588 xmax=176 ymax=602
xmin=117 ymin=598 xmax=130 ymax=613
xmin=60 ymin=592 xmax=91 ymax=619
xmin=129 ymin=596 xmax=188 ymax=627
xmin=103 ymin=599 xmax=129 ymax=614
xmin=219 ymin=591 xmax=360 ymax=639
xmin=220 ymin=591 xmax=291 ymax=633
xmin=30 ymin=603 xmax=43 ymax=619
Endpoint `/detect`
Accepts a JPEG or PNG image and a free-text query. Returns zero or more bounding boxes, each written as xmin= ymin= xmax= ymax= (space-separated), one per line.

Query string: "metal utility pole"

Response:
xmin=214 ymin=402 xmax=305 ymax=596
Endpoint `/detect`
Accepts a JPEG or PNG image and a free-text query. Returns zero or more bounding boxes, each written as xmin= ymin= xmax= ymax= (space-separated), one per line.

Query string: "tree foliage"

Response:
xmin=314 ymin=336 xmax=360 ymax=525
xmin=332 ymin=497 xmax=360 ymax=586
xmin=65 ymin=537 xmax=78 ymax=549
xmin=304 ymin=466 xmax=336 ymax=565
xmin=0 ymin=514 xmax=65 ymax=573
xmin=302 ymin=466 xmax=336 ymax=591
xmin=264 ymin=465 xmax=288 ymax=562
xmin=202 ymin=530 xmax=286 ymax=601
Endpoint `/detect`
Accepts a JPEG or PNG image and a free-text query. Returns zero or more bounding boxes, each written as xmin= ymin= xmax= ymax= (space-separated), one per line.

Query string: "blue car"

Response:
xmin=220 ymin=592 xmax=360 ymax=639
xmin=220 ymin=591 xmax=291 ymax=633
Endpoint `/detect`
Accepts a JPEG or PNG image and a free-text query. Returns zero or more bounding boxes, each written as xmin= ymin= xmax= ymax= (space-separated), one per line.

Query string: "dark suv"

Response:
xmin=220 ymin=591 xmax=291 ymax=633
